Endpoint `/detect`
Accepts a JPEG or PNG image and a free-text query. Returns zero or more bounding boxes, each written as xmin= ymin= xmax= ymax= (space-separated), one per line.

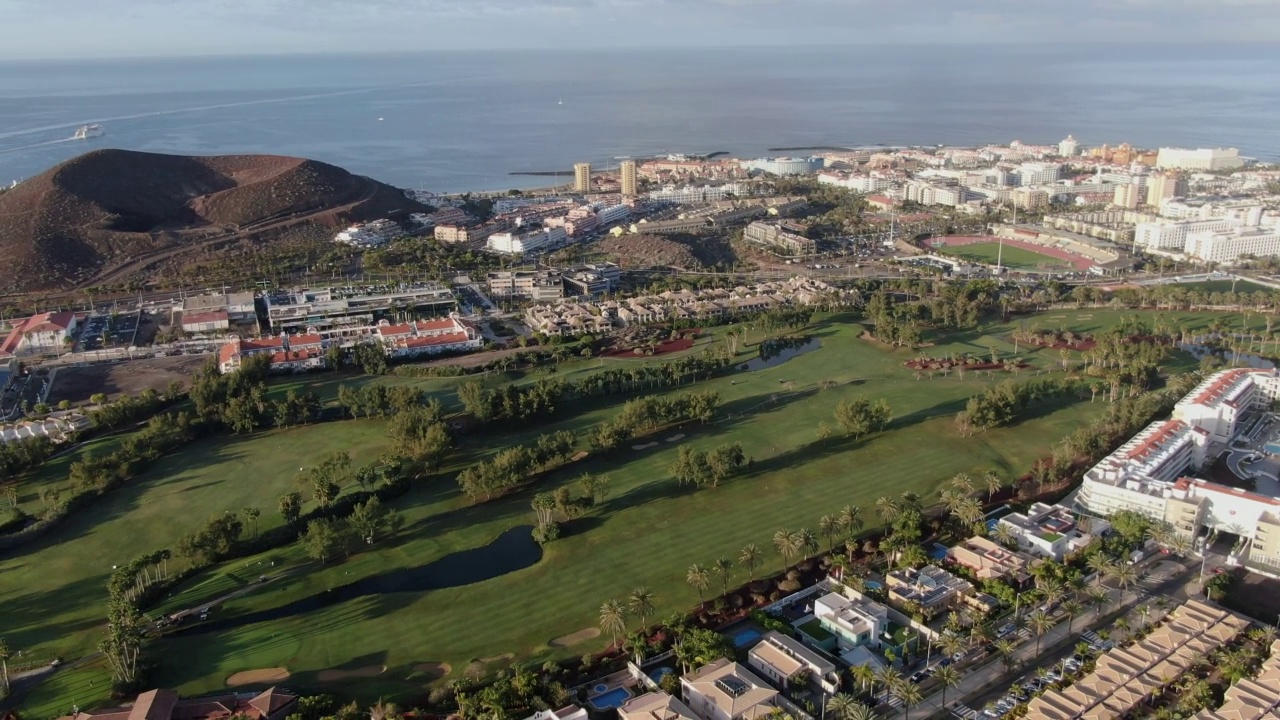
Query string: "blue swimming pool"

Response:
xmin=648 ymin=666 xmax=674 ymax=683
xmin=1266 ymin=442 xmax=1280 ymax=455
xmin=589 ymin=688 xmax=633 ymax=710
xmin=732 ymin=628 xmax=763 ymax=647
xmin=930 ymin=542 xmax=950 ymax=560
xmin=865 ymin=580 xmax=883 ymax=590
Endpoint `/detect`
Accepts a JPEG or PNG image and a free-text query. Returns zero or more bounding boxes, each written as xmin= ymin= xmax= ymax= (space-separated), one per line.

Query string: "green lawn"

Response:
xmin=0 ymin=421 xmax=391 ymax=663
xmin=937 ymin=242 xmax=1074 ymax=271
xmin=8 ymin=310 xmax=1213 ymax=714
xmin=1160 ymin=279 xmax=1273 ymax=294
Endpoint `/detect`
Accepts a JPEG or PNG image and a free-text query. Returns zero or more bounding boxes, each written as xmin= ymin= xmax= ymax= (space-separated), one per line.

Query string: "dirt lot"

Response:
xmin=47 ymin=354 xmax=211 ymax=405
xmin=1221 ymin=570 xmax=1280 ymax=623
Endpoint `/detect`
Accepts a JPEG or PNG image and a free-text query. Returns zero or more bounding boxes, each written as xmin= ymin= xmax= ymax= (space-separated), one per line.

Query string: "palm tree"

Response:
xmin=876 ymin=666 xmax=902 ymax=699
xmin=629 ymin=587 xmax=655 ymax=630
xmin=1028 ymin=609 xmax=1054 ymax=655
xmin=994 ymin=638 xmax=1019 ymax=675
xmin=892 ymin=681 xmax=923 ymax=720
xmin=1087 ymin=554 xmax=1114 ymax=585
xmin=1087 ymin=586 xmax=1109 ymax=618
xmin=774 ymin=529 xmax=800 ymax=572
xmin=876 ymin=496 xmax=901 ymax=524
xmin=368 ymin=699 xmax=400 ymax=720
xmin=1062 ymin=599 xmax=1083 ymax=636
xmin=934 ymin=665 xmax=963 ymax=709
xmin=796 ymin=528 xmax=819 ymax=562
xmin=687 ymin=564 xmax=710 ymax=604
xmin=939 ymin=632 xmax=966 ymax=661
xmin=1113 ymin=617 xmax=1130 ymax=640
xmin=983 ymin=470 xmax=1002 ymax=503
xmin=740 ymin=544 xmax=761 ymax=580
xmin=951 ymin=472 xmax=975 ymax=496
xmin=825 ymin=693 xmax=862 ymax=720
xmin=845 ymin=705 xmax=876 ymax=720
xmin=839 ymin=504 xmax=864 ymax=540
xmin=1136 ymin=604 xmax=1151 ymax=630
xmin=849 ymin=664 xmax=877 ymax=697
xmin=713 ymin=557 xmax=735 ymax=596
xmin=992 ymin=523 xmax=1017 ymax=548
xmin=819 ymin=515 xmax=840 ymax=551
xmin=1109 ymin=563 xmax=1139 ymax=594
xmin=0 ymin=636 xmax=10 ymax=698
xmin=599 ymin=599 xmax=627 ymax=649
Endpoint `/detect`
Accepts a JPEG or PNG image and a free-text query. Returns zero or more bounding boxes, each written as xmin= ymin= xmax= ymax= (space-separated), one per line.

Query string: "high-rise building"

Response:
xmin=1113 ymin=183 xmax=1143 ymax=209
xmin=619 ymin=160 xmax=637 ymax=197
xmin=573 ymin=162 xmax=592 ymax=193
xmin=1058 ymin=135 xmax=1079 ymax=158
xmin=1146 ymin=172 xmax=1189 ymax=207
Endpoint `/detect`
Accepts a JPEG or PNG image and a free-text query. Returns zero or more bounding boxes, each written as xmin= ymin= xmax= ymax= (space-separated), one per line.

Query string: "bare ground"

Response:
xmin=226 ymin=667 xmax=290 ymax=686
xmin=47 ymin=354 xmax=210 ymax=404
xmin=549 ymin=627 xmax=599 ymax=648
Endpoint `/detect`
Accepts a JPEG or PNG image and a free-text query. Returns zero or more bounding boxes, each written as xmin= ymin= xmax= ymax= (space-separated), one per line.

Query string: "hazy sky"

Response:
xmin=3 ymin=0 xmax=1280 ymax=59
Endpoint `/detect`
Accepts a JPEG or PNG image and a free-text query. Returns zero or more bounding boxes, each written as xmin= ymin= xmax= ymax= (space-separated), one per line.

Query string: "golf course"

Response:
xmin=2 ymin=307 xmax=1248 ymax=716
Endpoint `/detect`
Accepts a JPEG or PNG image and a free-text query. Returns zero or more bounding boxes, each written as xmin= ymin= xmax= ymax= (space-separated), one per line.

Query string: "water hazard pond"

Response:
xmin=179 ymin=525 xmax=541 ymax=635
xmin=740 ymin=337 xmax=820 ymax=371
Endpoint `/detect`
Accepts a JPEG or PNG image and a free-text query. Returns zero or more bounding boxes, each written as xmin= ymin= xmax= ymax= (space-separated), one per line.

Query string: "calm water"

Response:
xmin=2 ymin=45 xmax=1279 ymax=192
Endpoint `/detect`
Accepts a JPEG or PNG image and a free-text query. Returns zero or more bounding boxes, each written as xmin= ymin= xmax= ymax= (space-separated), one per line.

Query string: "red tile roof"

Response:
xmin=182 ymin=310 xmax=229 ymax=325
xmin=403 ymin=332 xmax=472 ymax=349
xmin=1126 ymin=420 xmax=1186 ymax=461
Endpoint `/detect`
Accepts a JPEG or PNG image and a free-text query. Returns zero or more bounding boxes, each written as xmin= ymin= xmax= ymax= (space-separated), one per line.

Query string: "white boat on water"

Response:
xmin=73 ymin=124 xmax=104 ymax=140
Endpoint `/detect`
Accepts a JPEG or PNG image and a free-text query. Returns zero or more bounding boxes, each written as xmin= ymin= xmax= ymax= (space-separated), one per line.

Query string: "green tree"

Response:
xmin=740 ymin=543 xmax=761 ymax=580
xmin=934 ymin=664 xmax=962 ymax=709
xmin=1027 ymin=609 xmax=1054 ymax=655
xmin=713 ymin=557 xmax=735 ymax=596
xmin=599 ymin=599 xmax=627 ymax=649
xmin=301 ymin=518 xmax=344 ymax=563
xmin=774 ymin=529 xmax=801 ymax=572
xmin=687 ymin=563 xmax=711 ymax=604
xmin=629 ymin=587 xmax=656 ymax=629
xmin=0 ymin=636 xmax=10 ymax=698
xmin=279 ymin=491 xmax=302 ymax=525
xmin=241 ymin=506 xmax=261 ymax=538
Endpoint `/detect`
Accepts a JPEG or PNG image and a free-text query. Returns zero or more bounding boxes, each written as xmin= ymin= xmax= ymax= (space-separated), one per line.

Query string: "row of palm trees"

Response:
xmin=599 ymin=587 xmax=656 ymax=649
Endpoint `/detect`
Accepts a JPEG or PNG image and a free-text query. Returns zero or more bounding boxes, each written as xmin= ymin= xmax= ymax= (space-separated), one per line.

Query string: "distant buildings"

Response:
xmin=218 ymin=333 xmax=325 ymax=374
xmin=1146 ymin=172 xmax=1189 ymax=207
xmin=620 ymin=160 xmax=638 ymax=198
xmin=0 ymin=311 xmax=79 ymax=357
xmin=1133 ymin=203 xmax=1276 ymax=263
xmin=574 ymin=162 xmax=592 ymax=192
xmin=742 ymin=221 xmax=816 ymax=257
xmin=740 ymin=157 xmax=824 ymax=176
xmin=263 ymin=284 xmax=455 ymax=334
xmin=1156 ymin=147 xmax=1244 ymax=171
xmin=59 ymin=687 xmax=297 ymax=720
xmin=486 ymin=227 xmax=568 ymax=255
xmin=487 ymin=263 xmax=620 ymax=301
xmin=435 ymin=221 xmax=504 ymax=245
xmin=817 ymin=172 xmax=895 ymax=193
xmin=647 ymin=183 xmax=754 ymax=204
xmin=1011 ymin=187 xmax=1049 ymax=210
xmin=374 ymin=315 xmax=482 ymax=359
xmin=334 ymin=219 xmax=404 ymax=248
xmin=1058 ymin=135 xmax=1079 ymax=158
xmin=179 ymin=292 xmax=256 ymax=334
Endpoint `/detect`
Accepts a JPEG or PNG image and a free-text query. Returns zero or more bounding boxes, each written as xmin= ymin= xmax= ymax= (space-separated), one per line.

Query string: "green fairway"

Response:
xmin=1159 ymin=279 xmax=1273 ymax=294
xmin=7 ymin=309 xmax=1224 ymax=713
xmin=0 ymin=421 xmax=391 ymax=662
xmin=938 ymin=242 xmax=1073 ymax=271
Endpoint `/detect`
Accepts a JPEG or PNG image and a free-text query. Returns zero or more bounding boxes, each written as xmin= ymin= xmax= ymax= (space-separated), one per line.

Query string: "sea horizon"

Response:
xmin=2 ymin=44 xmax=1279 ymax=192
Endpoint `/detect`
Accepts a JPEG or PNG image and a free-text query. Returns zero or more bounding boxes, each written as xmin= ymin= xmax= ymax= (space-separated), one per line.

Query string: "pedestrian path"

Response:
xmin=952 ymin=703 xmax=982 ymax=719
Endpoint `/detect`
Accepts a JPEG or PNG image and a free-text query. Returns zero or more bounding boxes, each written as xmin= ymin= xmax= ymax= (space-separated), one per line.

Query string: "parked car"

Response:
xmin=997 ymin=623 xmax=1017 ymax=638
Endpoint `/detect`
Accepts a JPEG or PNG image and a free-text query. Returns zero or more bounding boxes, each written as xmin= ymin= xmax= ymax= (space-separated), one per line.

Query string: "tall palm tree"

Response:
xmin=1109 ymin=563 xmax=1139 ymax=594
xmin=983 ymin=470 xmax=1002 ymax=504
xmin=994 ymin=638 xmax=1019 ymax=676
xmin=992 ymin=523 xmax=1017 ymax=548
xmin=951 ymin=472 xmax=975 ymax=497
xmin=1087 ymin=554 xmax=1115 ymax=585
xmin=1136 ymin=604 xmax=1151 ymax=630
xmin=629 ymin=587 xmax=655 ymax=630
xmin=774 ymin=529 xmax=800 ymax=572
xmin=0 ymin=636 xmax=10 ymax=698
xmin=1062 ymin=599 xmax=1083 ymax=636
xmin=599 ymin=599 xmax=627 ymax=649
xmin=796 ymin=528 xmax=819 ymax=561
xmin=876 ymin=496 xmax=901 ymax=524
xmin=892 ymin=681 xmax=923 ymax=720
xmin=934 ymin=665 xmax=963 ymax=709
xmin=839 ymin=504 xmax=864 ymax=540
xmin=687 ymin=564 xmax=710 ymax=604
xmin=368 ymin=699 xmax=400 ymax=720
xmin=1087 ymin=586 xmax=1109 ymax=618
xmin=713 ymin=557 xmax=735 ymax=596
xmin=876 ymin=666 xmax=902 ymax=700
xmin=849 ymin=664 xmax=876 ymax=697
xmin=1028 ymin=609 xmax=1054 ymax=655
xmin=845 ymin=705 xmax=876 ymax=720
xmin=740 ymin=544 xmax=761 ymax=580
xmin=819 ymin=515 xmax=840 ymax=551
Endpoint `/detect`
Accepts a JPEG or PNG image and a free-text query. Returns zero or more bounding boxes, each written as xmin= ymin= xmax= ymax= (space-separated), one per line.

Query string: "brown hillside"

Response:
xmin=596 ymin=233 xmax=738 ymax=270
xmin=0 ymin=149 xmax=427 ymax=293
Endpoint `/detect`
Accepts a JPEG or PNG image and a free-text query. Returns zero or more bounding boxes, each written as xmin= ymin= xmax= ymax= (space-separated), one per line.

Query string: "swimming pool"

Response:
xmin=648 ymin=667 xmax=674 ymax=683
xmin=731 ymin=628 xmax=763 ymax=647
xmin=589 ymin=688 xmax=633 ymax=710
xmin=1265 ymin=442 xmax=1280 ymax=455
xmin=865 ymin=580 xmax=883 ymax=590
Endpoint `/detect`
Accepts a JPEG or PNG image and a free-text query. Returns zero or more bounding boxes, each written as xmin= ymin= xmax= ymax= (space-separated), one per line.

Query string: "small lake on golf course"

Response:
xmin=740 ymin=337 xmax=820 ymax=371
xmin=177 ymin=525 xmax=541 ymax=635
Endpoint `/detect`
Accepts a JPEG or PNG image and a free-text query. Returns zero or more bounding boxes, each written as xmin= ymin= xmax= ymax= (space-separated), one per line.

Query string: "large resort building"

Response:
xmin=1075 ymin=368 xmax=1280 ymax=575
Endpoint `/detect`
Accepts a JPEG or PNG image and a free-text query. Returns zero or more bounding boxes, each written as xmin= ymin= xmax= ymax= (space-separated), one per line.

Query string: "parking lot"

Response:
xmin=76 ymin=310 xmax=142 ymax=351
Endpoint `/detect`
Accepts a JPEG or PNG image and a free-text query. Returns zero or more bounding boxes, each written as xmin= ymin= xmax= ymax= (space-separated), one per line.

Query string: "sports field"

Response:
xmin=3 ymin=309 xmax=1229 ymax=714
xmin=937 ymin=241 xmax=1074 ymax=271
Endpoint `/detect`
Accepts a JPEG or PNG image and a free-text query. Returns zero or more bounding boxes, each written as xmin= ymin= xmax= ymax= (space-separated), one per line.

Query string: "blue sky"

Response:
xmin=3 ymin=0 xmax=1280 ymax=59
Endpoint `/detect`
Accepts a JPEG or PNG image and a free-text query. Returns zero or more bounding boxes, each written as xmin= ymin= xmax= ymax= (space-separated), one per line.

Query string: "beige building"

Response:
xmin=1113 ymin=183 xmax=1143 ymax=209
xmin=1146 ymin=172 xmax=1188 ymax=207
xmin=620 ymin=160 xmax=638 ymax=197
xmin=574 ymin=162 xmax=592 ymax=193
xmin=947 ymin=536 xmax=1033 ymax=582
xmin=681 ymin=659 xmax=779 ymax=720
xmin=747 ymin=631 xmax=840 ymax=694
xmin=1011 ymin=187 xmax=1048 ymax=210
xmin=487 ymin=270 xmax=565 ymax=302
xmin=619 ymin=693 xmax=699 ymax=720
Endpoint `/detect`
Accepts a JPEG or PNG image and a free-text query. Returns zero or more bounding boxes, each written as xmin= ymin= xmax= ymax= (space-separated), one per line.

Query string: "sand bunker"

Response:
xmin=414 ymin=662 xmax=452 ymax=680
xmin=481 ymin=653 xmax=515 ymax=664
xmin=571 ymin=451 xmax=589 ymax=461
xmin=632 ymin=442 xmax=659 ymax=450
xmin=226 ymin=668 xmax=290 ymax=686
xmin=666 ymin=433 xmax=686 ymax=442
xmin=316 ymin=665 xmax=386 ymax=682
xmin=550 ymin=627 xmax=600 ymax=648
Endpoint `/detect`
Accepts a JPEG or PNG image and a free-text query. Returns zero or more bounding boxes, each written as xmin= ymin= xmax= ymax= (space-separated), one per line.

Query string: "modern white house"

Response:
xmin=747 ymin=631 xmax=840 ymax=695
xmin=681 ymin=659 xmax=779 ymax=720
xmin=523 ymin=706 xmax=588 ymax=720
xmin=812 ymin=592 xmax=888 ymax=651
xmin=997 ymin=503 xmax=1109 ymax=561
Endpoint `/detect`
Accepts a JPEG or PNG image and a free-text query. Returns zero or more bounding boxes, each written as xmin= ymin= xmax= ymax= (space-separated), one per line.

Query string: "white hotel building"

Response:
xmin=1075 ymin=369 xmax=1280 ymax=573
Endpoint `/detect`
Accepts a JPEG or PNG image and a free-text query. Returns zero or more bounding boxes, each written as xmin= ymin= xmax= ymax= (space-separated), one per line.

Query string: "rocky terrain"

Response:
xmin=0 ymin=149 xmax=427 ymax=293
xmin=596 ymin=233 xmax=737 ymax=270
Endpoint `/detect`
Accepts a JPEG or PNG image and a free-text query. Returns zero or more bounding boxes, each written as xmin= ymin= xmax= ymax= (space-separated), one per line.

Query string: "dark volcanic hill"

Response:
xmin=0 ymin=149 xmax=428 ymax=292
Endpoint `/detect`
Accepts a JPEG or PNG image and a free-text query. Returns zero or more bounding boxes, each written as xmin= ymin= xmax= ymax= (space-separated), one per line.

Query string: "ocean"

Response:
xmin=1 ymin=44 xmax=1279 ymax=193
